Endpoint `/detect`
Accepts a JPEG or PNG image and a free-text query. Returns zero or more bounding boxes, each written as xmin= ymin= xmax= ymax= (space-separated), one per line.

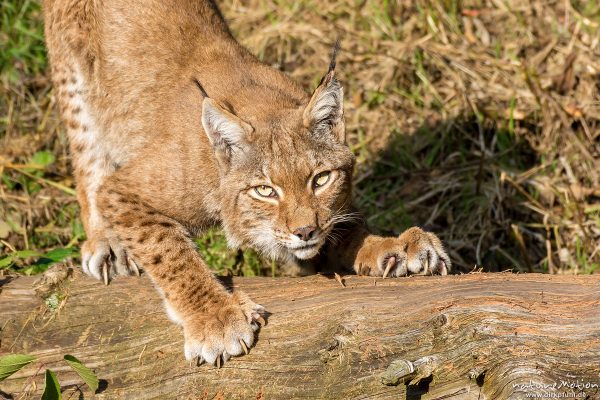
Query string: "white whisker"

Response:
xmin=322 ymin=211 xmax=363 ymax=230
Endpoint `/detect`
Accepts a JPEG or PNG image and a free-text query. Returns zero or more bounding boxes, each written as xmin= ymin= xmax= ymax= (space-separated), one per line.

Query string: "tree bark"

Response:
xmin=1 ymin=268 xmax=599 ymax=399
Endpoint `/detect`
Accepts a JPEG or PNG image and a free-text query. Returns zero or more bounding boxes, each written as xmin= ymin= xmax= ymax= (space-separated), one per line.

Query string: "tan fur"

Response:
xmin=43 ymin=0 xmax=450 ymax=365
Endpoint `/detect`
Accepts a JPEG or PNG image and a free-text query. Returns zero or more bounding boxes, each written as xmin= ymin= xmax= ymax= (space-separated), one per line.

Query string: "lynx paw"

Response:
xmin=354 ymin=227 xmax=450 ymax=277
xmin=183 ymin=292 xmax=265 ymax=367
xmin=81 ymin=236 xmax=140 ymax=284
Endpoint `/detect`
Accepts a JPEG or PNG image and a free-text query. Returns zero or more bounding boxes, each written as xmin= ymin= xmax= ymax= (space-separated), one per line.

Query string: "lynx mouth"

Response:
xmin=286 ymin=239 xmax=321 ymax=251
xmin=290 ymin=243 xmax=318 ymax=250
xmin=288 ymin=241 xmax=322 ymax=260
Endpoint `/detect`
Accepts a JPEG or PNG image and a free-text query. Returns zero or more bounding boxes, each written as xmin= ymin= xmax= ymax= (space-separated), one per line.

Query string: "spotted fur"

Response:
xmin=43 ymin=0 xmax=450 ymax=365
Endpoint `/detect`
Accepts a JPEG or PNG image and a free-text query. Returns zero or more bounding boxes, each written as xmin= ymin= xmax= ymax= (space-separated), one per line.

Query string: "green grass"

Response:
xmin=1 ymin=0 xmax=599 ymax=276
xmin=0 ymin=0 xmax=47 ymax=83
xmin=195 ymin=229 xmax=272 ymax=277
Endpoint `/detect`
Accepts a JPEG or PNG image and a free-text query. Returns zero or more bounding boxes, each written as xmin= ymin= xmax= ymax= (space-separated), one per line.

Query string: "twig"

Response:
xmin=334 ymin=273 xmax=346 ymax=287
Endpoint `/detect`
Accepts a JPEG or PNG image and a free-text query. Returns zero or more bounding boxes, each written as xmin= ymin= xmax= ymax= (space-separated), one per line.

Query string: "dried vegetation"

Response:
xmin=1 ymin=0 xmax=599 ymax=274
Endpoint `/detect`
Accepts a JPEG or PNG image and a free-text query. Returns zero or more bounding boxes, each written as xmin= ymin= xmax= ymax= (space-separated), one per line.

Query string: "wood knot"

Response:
xmin=468 ymin=368 xmax=487 ymax=386
xmin=317 ymin=319 xmax=362 ymax=363
xmin=33 ymin=263 xmax=73 ymax=299
xmin=381 ymin=359 xmax=415 ymax=386
xmin=428 ymin=313 xmax=450 ymax=329
xmin=381 ymin=355 xmax=441 ymax=386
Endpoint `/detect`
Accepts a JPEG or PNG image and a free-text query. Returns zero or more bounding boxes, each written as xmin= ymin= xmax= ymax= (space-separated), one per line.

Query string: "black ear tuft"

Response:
xmin=327 ymin=40 xmax=340 ymax=76
xmin=303 ymin=41 xmax=345 ymax=142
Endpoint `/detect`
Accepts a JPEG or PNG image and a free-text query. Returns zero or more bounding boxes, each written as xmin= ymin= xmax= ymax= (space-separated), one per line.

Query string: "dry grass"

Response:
xmin=1 ymin=0 xmax=599 ymax=275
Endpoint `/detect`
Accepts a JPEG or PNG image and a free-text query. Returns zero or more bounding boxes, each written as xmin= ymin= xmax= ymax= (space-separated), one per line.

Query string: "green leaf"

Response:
xmin=43 ymin=248 xmax=78 ymax=262
xmin=13 ymin=250 xmax=42 ymax=259
xmin=41 ymin=369 xmax=62 ymax=400
xmin=29 ymin=151 xmax=56 ymax=169
xmin=22 ymin=263 xmax=53 ymax=276
xmin=63 ymin=355 xmax=99 ymax=393
xmin=20 ymin=247 xmax=80 ymax=275
xmin=0 ymin=354 xmax=36 ymax=381
xmin=0 ymin=255 xmax=14 ymax=269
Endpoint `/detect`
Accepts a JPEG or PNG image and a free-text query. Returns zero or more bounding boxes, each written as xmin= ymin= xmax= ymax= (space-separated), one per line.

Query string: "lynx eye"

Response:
xmin=313 ymin=171 xmax=331 ymax=188
xmin=254 ymin=185 xmax=276 ymax=198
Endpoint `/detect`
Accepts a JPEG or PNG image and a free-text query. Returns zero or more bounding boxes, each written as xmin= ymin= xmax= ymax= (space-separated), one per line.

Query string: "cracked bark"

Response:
xmin=1 ymin=269 xmax=599 ymax=399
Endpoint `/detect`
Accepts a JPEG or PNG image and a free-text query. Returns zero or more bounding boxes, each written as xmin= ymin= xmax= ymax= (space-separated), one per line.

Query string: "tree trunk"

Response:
xmin=1 ymin=268 xmax=599 ymax=399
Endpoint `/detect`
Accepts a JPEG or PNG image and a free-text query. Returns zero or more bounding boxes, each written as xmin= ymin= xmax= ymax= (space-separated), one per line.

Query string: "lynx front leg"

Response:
xmin=75 ymin=159 xmax=140 ymax=283
xmin=324 ymin=222 xmax=450 ymax=277
xmin=97 ymin=184 xmax=265 ymax=365
xmin=53 ymin=64 xmax=138 ymax=282
xmin=354 ymin=227 xmax=451 ymax=277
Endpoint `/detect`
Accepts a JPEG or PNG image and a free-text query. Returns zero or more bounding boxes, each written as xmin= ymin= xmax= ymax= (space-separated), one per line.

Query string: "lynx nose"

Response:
xmin=293 ymin=226 xmax=317 ymax=241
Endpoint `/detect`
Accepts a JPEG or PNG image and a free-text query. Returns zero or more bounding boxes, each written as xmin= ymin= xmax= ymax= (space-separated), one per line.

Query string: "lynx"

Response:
xmin=43 ymin=0 xmax=451 ymax=366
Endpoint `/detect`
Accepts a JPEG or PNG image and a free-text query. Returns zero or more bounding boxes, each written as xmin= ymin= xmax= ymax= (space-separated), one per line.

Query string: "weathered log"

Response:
xmin=1 ymin=269 xmax=599 ymax=399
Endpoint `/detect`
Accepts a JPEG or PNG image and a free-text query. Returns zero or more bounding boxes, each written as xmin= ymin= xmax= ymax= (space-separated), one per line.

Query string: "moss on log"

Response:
xmin=1 ymin=269 xmax=599 ymax=399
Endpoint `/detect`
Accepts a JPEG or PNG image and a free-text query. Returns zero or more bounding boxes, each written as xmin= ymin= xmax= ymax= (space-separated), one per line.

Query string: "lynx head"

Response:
xmin=200 ymin=51 xmax=355 ymax=262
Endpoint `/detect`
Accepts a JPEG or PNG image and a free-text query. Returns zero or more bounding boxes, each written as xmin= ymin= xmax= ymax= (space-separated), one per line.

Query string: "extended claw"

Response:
xmin=254 ymin=314 xmax=266 ymax=326
xmin=128 ymin=257 xmax=141 ymax=276
xmin=240 ymin=340 xmax=248 ymax=355
xmin=102 ymin=263 xmax=109 ymax=285
xmin=424 ymin=257 xmax=430 ymax=275
xmin=383 ymin=256 xmax=396 ymax=279
xmin=216 ymin=355 xmax=222 ymax=369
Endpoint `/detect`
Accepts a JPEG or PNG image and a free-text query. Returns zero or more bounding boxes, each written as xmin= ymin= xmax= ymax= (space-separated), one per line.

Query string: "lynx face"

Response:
xmin=201 ymin=71 xmax=354 ymax=261
xmin=223 ymin=125 xmax=354 ymax=261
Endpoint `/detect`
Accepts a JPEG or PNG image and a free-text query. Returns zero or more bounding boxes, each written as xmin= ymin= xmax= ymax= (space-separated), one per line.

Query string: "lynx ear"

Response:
xmin=303 ymin=42 xmax=345 ymax=142
xmin=202 ymin=98 xmax=253 ymax=155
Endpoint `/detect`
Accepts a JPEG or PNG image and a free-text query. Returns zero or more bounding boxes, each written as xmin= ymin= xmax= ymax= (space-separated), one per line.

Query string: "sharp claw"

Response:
xmin=216 ymin=355 xmax=222 ymax=369
xmin=240 ymin=340 xmax=248 ymax=355
xmin=425 ymin=257 xmax=430 ymax=275
xmin=256 ymin=315 xmax=266 ymax=326
xmin=438 ymin=259 xmax=448 ymax=275
xmin=196 ymin=356 xmax=202 ymax=367
xmin=102 ymin=263 xmax=109 ymax=285
xmin=383 ymin=256 xmax=396 ymax=279
xmin=129 ymin=257 xmax=141 ymax=276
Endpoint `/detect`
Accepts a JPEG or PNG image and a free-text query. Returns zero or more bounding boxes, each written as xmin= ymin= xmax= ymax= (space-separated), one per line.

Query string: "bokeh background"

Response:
xmin=1 ymin=0 xmax=599 ymax=276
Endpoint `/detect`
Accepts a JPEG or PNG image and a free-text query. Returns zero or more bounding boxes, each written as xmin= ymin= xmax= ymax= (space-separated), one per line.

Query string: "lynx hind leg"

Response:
xmin=53 ymin=63 xmax=139 ymax=283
